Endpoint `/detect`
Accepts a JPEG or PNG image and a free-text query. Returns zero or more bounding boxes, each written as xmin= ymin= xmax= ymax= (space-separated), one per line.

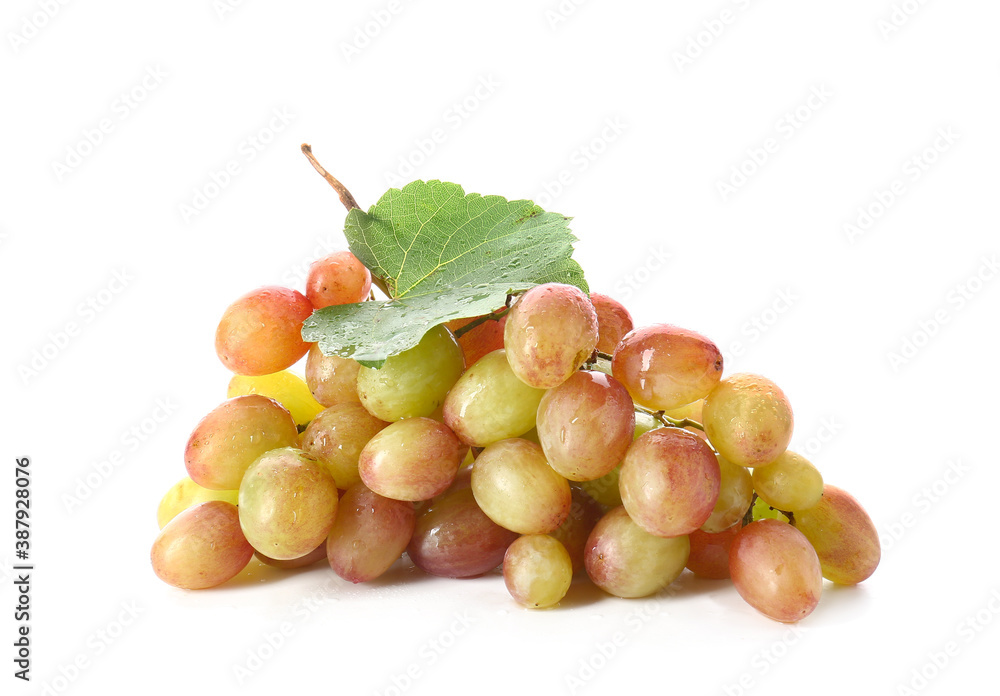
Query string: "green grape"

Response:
xmin=238 ymin=447 xmax=339 ymax=560
xmin=584 ymin=506 xmax=689 ymax=599
xmin=442 ymin=349 xmax=546 ymax=447
xmin=503 ymin=283 xmax=598 ymax=388
xmin=751 ymin=496 xmax=790 ymax=523
xmin=701 ymin=454 xmax=753 ymax=533
xmin=156 ymin=476 xmax=239 ymax=529
xmin=793 ymin=485 xmax=880 ymax=585
xmin=612 ymin=324 xmax=723 ymax=411
xmin=536 ymin=371 xmax=635 ymax=481
xmin=357 ymin=324 xmax=465 ymax=421
xmin=619 ymin=428 xmax=720 ymax=538
xmin=300 ymin=403 xmax=389 ymax=489
xmin=151 ymin=501 xmax=253 ymax=590
xmin=471 ymin=439 xmax=571 ymax=534
xmin=327 ymin=483 xmax=416 ymax=583
xmin=503 ymin=535 xmax=573 ymax=609
xmin=729 ymin=519 xmax=822 ymax=623
xmin=185 ymin=395 xmax=299 ymax=490
xmin=215 ymin=286 xmax=314 ymax=376
xmin=227 ymin=369 xmax=325 ymax=426
xmin=703 ymin=373 xmax=794 ymax=468
xmin=751 ymin=450 xmax=824 ymax=512
xmin=358 ymin=417 xmax=467 ymax=501
xmin=305 ymin=344 xmax=362 ymax=407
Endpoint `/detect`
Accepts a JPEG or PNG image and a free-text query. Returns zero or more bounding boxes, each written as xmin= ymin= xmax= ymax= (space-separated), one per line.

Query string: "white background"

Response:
xmin=2 ymin=1 xmax=998 ymax=694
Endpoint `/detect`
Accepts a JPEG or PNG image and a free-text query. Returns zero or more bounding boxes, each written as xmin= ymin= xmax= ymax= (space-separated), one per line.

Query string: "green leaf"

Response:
xmin=346 ymin=180 xmax=588 ymax=298
xmin=304 ymin=180 xmax=589 ymax=366
xmin=302 ymin=283 xmax=534 ymax=368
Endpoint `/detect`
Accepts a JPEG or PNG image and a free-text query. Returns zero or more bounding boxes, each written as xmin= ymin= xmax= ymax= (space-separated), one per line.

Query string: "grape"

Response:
xmin=751 ymin=450 xmax=824 ymax=512
xmin=579 ymin=466 xmax=621 ymax=508
xmin=442 ymin=349 xmax=546 ymax=447
xmin=358 ymin=417 xmax=467 ymax=501
xmin=357 ymin=324 xmax=465 ymax=421
xmin=686 ymin=525 xmax=740 ymax=580
xmin=662 ymin=399 xmax=704 ymax=422
xmin=589 ymin=293 xmax=633 ymax=354
xmin=305 ymin=344 xmax=362 ymax=408
xmin=729 ymin=519 xmax=822 ymax=623
xmin=326 ymin=483 xmax=416 ymax=583
xmin=503 ymin=283 xmax=598 ymax=388
xmin=584 ymin=506 xmax=690 ymax=599
xmin=536 ymin=371 xmax=635 ymax=481
xmin=445 ymin=312 xmax=507 ymax=367
xmin=793 ymin=485 xmax=880 ymax=585
xmin=215 ymin=286 xmax=314 ymax=376
xmin=751 ymin=496 xmax=790 ymax=523
xmin=701 ymin=454 xmax=753 ymax=533
xmin=471 ymin=439 xmax=572 ymax=534
xmin=156 ymin=476 xmax=238 ymax=529
xmin=238 ymin=447 xmax=339 ymax=560
xmin=227 ymin=370 xmax=324 ymax=426
xmin=407 ymin=486 xmax=519 ymax=578
xmin=305 ymin=251 xmax=372 ymax=308
xmin=300 ymin=403 xmax=389 ymax=489
xmin=255 ymin=543 xmax=328 ymax=569
xmin=619 ymin=427 xmax=720 ymax=538
xmin=612 ymin=324 xmax=723 ymax=411
xmin=151 ymin=501 xmax=253 ymax=590
xmin=549 ymin=486 xmax=605 ymax=574
xmin=503 ymin=535 xmax=573 ymax=609
xmin=703 ymin=373 xmax=794 ymax=468
xmin=185 ymin=395 xmax=299 ymax=491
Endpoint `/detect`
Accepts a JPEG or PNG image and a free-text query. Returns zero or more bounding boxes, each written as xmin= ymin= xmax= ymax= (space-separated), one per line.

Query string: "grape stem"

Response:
xmin=632 ymin=403 xmax=706 ymax=433
xmin=452 ymin=305 xmax=510 ymax=339
xmin=301 ymin=144 xmax=360 ymax=211
xmin=741 ymin=491 xmax=796 ymax=527
xmin=300 ymin=143 xmax=392 ymax=299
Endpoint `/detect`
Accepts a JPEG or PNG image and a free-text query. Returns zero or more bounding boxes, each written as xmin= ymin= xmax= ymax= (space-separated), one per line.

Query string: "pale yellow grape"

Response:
xmin=701 ymin=455 xmax=754 ymax=533
xmin=751 ymin=451 xmax=824 ymax=512
xmin=584 ymin=506 xmax=690 ymax=599
xmin=305 ymin=344 xmax=362 ymax=407
xmin=227 ymin=370 xmax=324 ymax=426
xmin=503 ymin=535 xmax=573 ymax=609
xmin=703 ymin=373 xmax=794 ymax=468
xmin=471 ymin=439 xmax=571 ymax=534
xmin=357 ymin=324 xmax=465 ymax=421
xmin=442 ymin=349 xmax=546 ymax=447
xmin=157 ymin=477 xmax=239 ymax=529
xmin=238 ymin=447 xmax=339 ymax=560
xmin=300 ymin=403 xmax=389 ymax=489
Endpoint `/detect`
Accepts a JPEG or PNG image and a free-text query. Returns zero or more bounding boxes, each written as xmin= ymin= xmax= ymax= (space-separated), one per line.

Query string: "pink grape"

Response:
xmin=151 ymin=501 xmax=253 ymax=590
xmin=215 ymin=286 xmax=314 ymax=376
xmin=536 ymin=370 xmax=635 ymax=481
xmin=612 ymin=324 xmax=723 ymax=411
xmin=729 ymin=519 xmax=822 ymax=623
xmin=306 ymin=251 xmax=372 ymax=308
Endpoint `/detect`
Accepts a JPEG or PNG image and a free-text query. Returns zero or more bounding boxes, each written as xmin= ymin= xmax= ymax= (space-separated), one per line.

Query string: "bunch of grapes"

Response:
xmin=151 ymin=254 xmax=880 ymax=623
